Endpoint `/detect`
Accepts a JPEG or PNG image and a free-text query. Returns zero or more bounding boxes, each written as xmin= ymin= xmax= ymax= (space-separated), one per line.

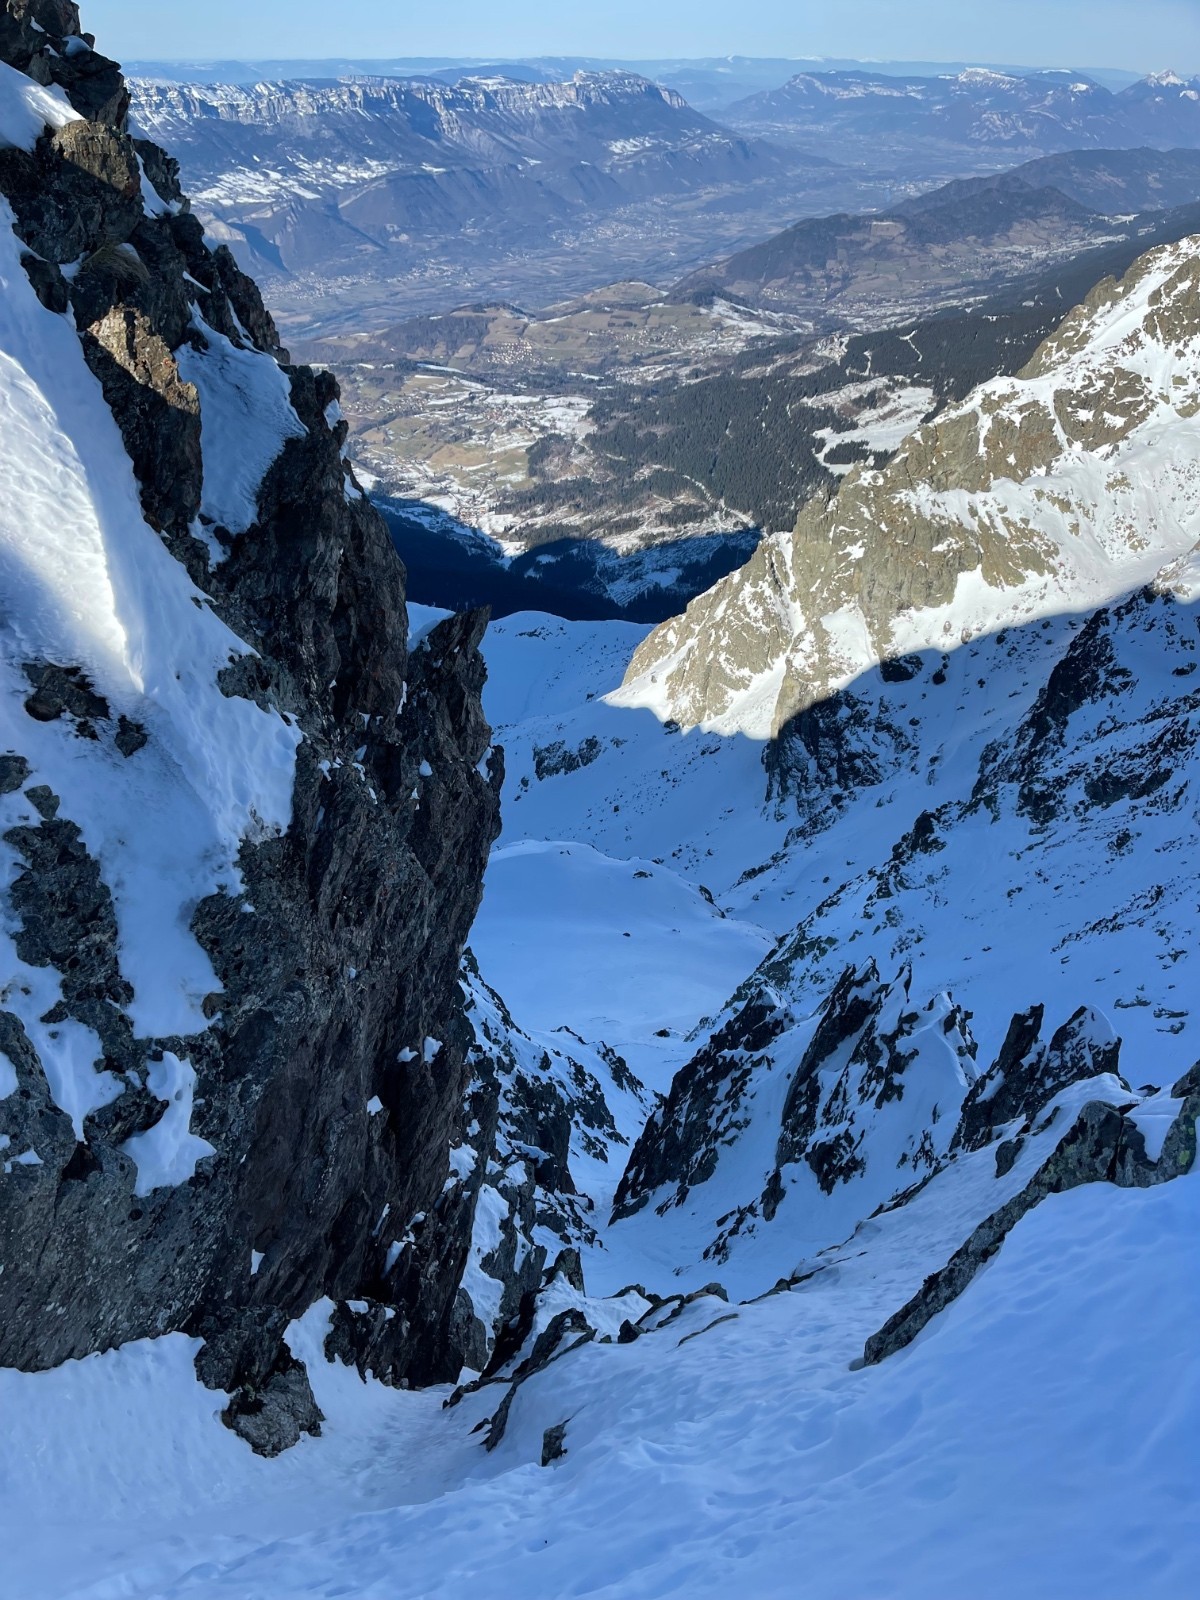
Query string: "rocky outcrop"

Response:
xmin=771 ymin=964 xmax=977 ymax=1197
xmin=612 ymin=960 xmax=980 ymax=1268
xmin=0 ymin=2 xmax=508 ymax=1448
xmin=602 ymin=224 xmax=1200 ymax=1302
xmin=619 ymin=234 xmax=1200 ymax=750
xmin=953 ymin=1004 xmax=1125 ymax=1154
xmin=972 ymin=586 xmax=1196 ymax=827
xmin=864 ymin=1068 xmax=1200 ymax=1365
xmin=448 ymin=963 xmax=649 ymax=1373
xmin=613 ymin=991 xmax=792 ymax=1221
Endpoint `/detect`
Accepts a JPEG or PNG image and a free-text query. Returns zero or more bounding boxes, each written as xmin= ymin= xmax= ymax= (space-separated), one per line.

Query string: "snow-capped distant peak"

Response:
xmin=953 ymin=67 xmax=1021 ymax=87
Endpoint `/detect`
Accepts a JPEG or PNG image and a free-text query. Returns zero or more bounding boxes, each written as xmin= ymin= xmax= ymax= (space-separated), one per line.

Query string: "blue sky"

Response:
xmin=89 ymin=0 xmax=1196 ymax=73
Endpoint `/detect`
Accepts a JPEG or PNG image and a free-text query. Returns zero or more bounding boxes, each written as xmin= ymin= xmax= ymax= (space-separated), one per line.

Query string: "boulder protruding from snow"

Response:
xmin=865 ymin=1081 xmax=1200 ymax=1366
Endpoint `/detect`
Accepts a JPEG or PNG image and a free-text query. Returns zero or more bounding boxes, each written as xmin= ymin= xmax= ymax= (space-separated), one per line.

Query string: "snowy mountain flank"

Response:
xmin=2 ymin=5 xmax=1198 ymax=1599
xmin=583 ymin=229 xmax=1200 ymax=1298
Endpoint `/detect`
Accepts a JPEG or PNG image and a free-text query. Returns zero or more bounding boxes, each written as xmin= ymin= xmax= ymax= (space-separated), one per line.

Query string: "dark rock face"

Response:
xmin=541 ymin=1421 xmax=569 ymax=1466
xmin=767 ymin=962 xmax=977 ymax=1208
xmin=973 ymin=587 xmax=1194 ymax=828
xmin=953 ymin=1004 xmax=1125 ymax=1154
xmin=613 ymin=992 xmax=792 ymax=1220
xmin=864 ymin=1083 xmax=1200 ymax=1365
xmin=766 ymin=688 xmax=912 ymax=811
xmin=0 ymin=4 xmax=504 ymax=1446
xmin=774 ymin=963 xmax=883 ymax=1175
xmin=194 ymin=1307 xmax=324 ymax=1456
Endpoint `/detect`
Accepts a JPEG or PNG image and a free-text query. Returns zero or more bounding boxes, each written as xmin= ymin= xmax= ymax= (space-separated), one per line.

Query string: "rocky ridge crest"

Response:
xmin=617 ymin=235 xmax=1200 ymax=742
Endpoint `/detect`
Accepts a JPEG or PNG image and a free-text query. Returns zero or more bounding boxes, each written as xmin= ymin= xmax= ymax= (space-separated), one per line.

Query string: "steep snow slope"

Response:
xmin=5 ymin=455 xmax=1200 ymax=1600
xmin=474 ymin=578 xmax=1200 ymax=1313
xmin=476 ymin=615 xmax=790 ymax=923
xmin=6 ymin=1114 xmax=1197 ymax=1598
xmin=0 ymin=195 xmax=301 ymax=1042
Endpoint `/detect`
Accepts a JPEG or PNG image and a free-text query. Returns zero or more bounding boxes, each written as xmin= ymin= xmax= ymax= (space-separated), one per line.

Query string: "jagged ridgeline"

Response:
xmin=0 ymin=0 xmax=616 ymax=1453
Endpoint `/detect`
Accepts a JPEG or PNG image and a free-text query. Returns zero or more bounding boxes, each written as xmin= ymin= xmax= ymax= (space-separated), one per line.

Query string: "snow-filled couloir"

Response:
xmin=1 ymin=5 xmax=1198 ymax=1598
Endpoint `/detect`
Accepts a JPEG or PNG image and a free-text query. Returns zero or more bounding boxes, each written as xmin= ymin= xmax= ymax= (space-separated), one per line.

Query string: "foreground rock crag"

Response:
xmin=0 ymin=1 xmax=506 ymax=1450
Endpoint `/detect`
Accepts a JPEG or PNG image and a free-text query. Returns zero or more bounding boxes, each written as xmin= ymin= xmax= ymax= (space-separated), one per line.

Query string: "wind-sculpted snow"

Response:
xmin=0 ymin=197 xmax=302 ymax=1044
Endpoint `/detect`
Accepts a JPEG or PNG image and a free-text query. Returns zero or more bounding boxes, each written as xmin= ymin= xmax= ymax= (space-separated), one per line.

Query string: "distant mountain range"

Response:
xmin=727 ymin=68 xmax=1200 ymax=162
xmin=129 ymin=73 xmax=809 ymax=283
xmin=128 ymin=70 xmax=925 ymax=332
xmin=124 ymin=55 xmax=1144 ymax=108
xmin=128 ymin=66 xmax=1200 ymax=335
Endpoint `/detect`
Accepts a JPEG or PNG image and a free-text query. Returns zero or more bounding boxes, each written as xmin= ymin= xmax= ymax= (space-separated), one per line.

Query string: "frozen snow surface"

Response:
xmin=12 ymin=556 xmax=1197 ymax=1596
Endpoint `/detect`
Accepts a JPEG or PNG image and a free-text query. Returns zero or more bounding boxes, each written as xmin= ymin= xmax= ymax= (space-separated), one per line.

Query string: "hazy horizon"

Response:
xmin=88 ymin=0 xmax=1196 ymax=77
